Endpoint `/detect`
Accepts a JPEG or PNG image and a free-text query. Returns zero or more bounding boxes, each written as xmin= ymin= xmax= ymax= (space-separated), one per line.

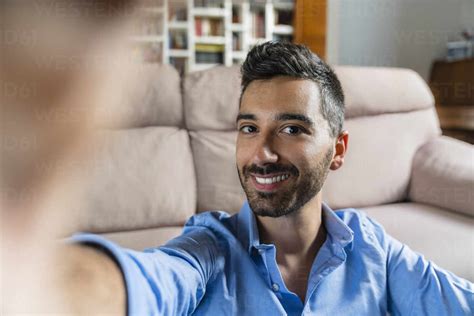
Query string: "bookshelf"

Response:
xmin=132 ymin=0 xmax=294 ymax=74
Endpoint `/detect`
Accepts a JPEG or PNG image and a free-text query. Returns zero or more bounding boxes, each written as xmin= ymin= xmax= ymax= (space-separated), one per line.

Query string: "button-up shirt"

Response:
xmin=74 ymin=202 xmax=473 ymax=315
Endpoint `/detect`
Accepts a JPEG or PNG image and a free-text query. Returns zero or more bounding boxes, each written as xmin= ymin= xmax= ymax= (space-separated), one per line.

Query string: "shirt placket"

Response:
xmin=302 ymin=240 xmax=348 ymax=314
xmin=255 ymin=244 xmax=305 ymax=312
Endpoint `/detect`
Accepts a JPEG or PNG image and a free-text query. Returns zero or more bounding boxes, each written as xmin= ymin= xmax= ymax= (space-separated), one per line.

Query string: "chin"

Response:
xmin=247 ymin=194 xmax=299 ymax=218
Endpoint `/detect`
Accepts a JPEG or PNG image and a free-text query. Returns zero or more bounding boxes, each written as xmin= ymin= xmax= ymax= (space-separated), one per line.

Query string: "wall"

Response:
xmin=327 ymin=0 xmax=474 ymax=80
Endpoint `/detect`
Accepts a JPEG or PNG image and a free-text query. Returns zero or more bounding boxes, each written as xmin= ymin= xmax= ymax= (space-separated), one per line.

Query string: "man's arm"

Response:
xmin=56 ymin=244 xmax=126 ymax=314
xmin=366 ymin=217 xmax=474 ymax=315
xmin=70 ymin=225 xmax=218 ymax=316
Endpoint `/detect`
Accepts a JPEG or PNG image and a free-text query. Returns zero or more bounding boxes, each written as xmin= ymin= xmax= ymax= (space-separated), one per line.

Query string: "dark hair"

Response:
xmin=240 ymin=41 xmax=345 ymax=137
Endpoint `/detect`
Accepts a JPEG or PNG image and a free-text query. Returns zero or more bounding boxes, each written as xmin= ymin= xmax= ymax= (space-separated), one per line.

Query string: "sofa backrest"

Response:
xmin=77 ymin=63 xmax=441 ymax=234
xmin=184 ymin=65 xmax=441 ymax=213
xmin=77 ymin=64 xmax=196 ymax=234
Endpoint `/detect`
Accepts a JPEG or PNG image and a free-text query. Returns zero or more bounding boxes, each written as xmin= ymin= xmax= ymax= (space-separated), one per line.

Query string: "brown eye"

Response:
xmin=282 ymin=126 xmax=302 ymax=135
xmin=240 ymin=125 xmax=257 ymax=134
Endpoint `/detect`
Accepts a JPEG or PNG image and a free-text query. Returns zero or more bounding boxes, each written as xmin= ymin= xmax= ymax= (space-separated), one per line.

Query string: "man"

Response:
xmin=73 ymin=42 xmax=473 ymax=315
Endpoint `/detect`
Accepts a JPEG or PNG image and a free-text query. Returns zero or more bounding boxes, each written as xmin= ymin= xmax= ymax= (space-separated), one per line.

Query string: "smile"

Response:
xmin=254 ymin=174 xmax=290 ymax=184
xmin=250 ymin=173 xmax=292 ymax=192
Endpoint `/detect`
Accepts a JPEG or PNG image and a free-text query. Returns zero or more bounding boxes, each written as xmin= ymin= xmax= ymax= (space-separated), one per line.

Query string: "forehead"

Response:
xmin=240 ymin=76 xmax=323 ymax=119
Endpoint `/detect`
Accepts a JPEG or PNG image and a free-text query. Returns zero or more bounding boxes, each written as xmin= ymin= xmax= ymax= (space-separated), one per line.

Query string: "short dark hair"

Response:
xmin=240 ymin=41 xmax=345 ymax=137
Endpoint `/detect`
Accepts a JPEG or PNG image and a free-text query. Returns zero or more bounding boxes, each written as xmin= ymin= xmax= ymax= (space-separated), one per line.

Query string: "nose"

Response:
xmin=253 ymin=137 xmax=279 ymax=165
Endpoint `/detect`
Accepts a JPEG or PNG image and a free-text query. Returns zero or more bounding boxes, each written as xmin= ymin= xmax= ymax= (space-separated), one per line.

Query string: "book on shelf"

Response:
xmin=195 ymin=17 xmax=224 ymax=37
xmin=274 ymin=9 xmax=293 ymax=25
xmin=251 ymin=10 xmax=265 ymax=39
xmin=195 ymin=44 xmax=225 ymax=53
xmin=232 ymin=33 xmax=241 ymax=51
xmin=196 ymin=51 xmax=224 ymax=64
xmin=169 ymin=7 xmax=187 ymax=21
xmin=169 ymin=31 xmax=187 ymax=49
xmin=232 ymin=5 xmax=240 ymax=23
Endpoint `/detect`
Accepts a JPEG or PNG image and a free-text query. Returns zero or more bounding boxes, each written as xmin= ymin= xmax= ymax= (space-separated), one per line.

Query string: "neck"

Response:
xmin=255 ymin=193 xmax=326 ymax=265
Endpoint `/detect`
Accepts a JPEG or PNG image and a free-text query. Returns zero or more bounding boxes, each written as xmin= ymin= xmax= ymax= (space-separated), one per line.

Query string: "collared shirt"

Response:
xmin=74 ymin=202 xmax=474 ymax=315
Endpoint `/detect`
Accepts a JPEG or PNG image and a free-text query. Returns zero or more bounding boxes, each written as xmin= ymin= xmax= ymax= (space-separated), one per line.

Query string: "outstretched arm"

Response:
xmin=368 ymin=216 xmax=474 ymax=315
xmin=54 ymin=244 xmax=127 ymax=315
xmin=70 ymin=225 xmax=218 ymax=315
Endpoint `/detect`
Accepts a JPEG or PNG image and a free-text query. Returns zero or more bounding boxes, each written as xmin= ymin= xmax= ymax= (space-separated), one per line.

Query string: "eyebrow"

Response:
xmin=236 ymin=113 xmax=256 ymax=123
xmin=236 ymin=112 xmax=315 ymax=127
xmin=276 ymin=113 xmax=315 ymax=127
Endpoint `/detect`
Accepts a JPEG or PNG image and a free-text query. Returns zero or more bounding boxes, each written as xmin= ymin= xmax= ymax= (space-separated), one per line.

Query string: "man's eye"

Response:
xmin=282 ymin=126 xmax=302 ymax=135
xmin=240 ymin=125 xmax=257 ymax=134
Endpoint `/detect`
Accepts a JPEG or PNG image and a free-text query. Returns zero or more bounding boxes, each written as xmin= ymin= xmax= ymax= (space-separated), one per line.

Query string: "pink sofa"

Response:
xmin=75 ymin=64 xmax=473 ymax=281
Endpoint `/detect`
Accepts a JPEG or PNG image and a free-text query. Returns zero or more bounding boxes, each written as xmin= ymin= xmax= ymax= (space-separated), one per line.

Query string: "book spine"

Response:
xmin=195 ymin=17 xmax=202 ymax=36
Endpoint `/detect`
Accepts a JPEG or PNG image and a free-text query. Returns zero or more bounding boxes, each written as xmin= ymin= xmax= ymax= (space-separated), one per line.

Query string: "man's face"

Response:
xmin=236 ymin=77 xmax=335 ymax=218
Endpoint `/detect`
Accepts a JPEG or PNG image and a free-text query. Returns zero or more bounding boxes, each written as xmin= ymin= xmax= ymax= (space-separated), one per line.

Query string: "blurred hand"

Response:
xmin=1 ymin=0 xmax=136 ymax=313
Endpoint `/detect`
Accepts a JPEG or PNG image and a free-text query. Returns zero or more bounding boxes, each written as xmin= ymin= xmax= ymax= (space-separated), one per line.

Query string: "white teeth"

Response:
xmin=255 ymin=174 xmax=290 ymax=185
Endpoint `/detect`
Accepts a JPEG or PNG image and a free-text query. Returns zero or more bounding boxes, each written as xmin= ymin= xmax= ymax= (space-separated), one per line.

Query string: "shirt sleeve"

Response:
xmin=72 ymin=225 xmax=219 ymax=316
xmin=366 ymin=217 xmax=474 ymax=316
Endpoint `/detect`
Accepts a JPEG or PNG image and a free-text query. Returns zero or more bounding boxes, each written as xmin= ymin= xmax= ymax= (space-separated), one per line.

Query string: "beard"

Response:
xmin=237 ymin=147 xmax=334 ymax=218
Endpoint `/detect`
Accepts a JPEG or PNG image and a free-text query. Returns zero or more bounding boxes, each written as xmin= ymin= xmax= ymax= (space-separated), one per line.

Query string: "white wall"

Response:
xmin=327 ymin=0 xmax=474 ymax=80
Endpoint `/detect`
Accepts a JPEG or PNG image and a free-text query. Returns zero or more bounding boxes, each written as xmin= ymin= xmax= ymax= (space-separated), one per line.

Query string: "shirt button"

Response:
xmin=271 ymin=283 xmax=280 ymax=292
xmin=258 ymin=249 xmax=265 ymax=255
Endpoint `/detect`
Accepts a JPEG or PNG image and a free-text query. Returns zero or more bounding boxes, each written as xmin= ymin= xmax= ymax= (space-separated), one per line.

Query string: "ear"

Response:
xmin=330 ymin=130 xmax=349 ymax=171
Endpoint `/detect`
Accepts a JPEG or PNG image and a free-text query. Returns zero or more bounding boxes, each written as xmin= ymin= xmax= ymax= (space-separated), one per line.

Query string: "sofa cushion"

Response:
xmin=183 ymin=65 xmax=435 ymax=131
xmin=335 ymin=66 xmax=435 ymax=119
xmin=190 ymin=130 xmax=245 ymax=213
xmin=409 ymin=136 xmax=474 ymax=217
xmin=360 ymin=202 xmax=474 ymax=281
xmin=77 ymin=127 xmax=196 ymax=233
xmin=184 ymin=65 xmax=241 ymax=131
xmin=97 ymin=63 xmax=183 ymax=128
xmin=100 ymin=226 xmax=183 ymax=250
xmin=323 ymin=108 xmax=440 ymax=209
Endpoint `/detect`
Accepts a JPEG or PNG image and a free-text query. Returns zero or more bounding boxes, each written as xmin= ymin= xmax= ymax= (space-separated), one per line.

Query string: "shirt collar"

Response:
xmin=321 ymin=202 xmax=354 ymax=251
xmin=236 ymin=201 xmax=354 ymax=255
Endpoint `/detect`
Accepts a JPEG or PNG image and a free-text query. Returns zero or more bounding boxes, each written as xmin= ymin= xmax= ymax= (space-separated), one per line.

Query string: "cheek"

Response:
xmin=235 ymin=141 xmax=249 ymax=168
xmin=308 ymin=145 xmax=334 ymax=168
xmin=280 ymin=140 xmax=311 ymax=159
xmin=290 ymin=144 xmax=330 ymax=169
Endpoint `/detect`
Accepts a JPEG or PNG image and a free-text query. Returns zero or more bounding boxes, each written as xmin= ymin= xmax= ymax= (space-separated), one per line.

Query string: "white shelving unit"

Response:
xmin=133 ymin=0 xmax=294 ymax=73
xmin=131 ymin=0 xmax=168 ymax=63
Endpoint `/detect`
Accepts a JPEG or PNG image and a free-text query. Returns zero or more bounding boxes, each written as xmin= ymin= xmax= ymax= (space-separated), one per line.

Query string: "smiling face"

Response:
xmin=236 ymin=77 xmax=335 ymax=218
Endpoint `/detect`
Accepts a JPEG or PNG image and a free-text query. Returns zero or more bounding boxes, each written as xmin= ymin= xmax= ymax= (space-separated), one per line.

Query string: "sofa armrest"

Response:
xmin=409 ymin=136 xmax=474 ymax=217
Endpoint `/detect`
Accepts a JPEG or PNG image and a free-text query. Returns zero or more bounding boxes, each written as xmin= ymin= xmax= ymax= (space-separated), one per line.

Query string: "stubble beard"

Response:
xmin=238 ymin=148 xmax=334 ymax=218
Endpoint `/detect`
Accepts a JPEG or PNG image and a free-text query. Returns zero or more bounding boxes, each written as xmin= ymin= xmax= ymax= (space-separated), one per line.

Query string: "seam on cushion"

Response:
xmin=188 ymin=130 xmax=202 ymax=216
xmin=92 ymin=223 xmax=187 ymax=235
xmin=344 ymin=103 xmax=435 ymax=120
xmin=187 ymin=126 xmax=238 ymax=132
xmin=98 ymin=124 xmax=184 ymax=131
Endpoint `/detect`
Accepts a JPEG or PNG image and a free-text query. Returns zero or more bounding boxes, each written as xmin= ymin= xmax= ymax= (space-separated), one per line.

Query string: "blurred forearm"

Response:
xmin=54 ymin=244 xmax=126 ymax=315
xmin=2 ymin=243 xmax=126 ymax=315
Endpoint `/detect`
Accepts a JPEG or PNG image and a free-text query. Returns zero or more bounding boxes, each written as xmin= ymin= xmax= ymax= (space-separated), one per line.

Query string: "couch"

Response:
xmin=75 ymin=64 xmax=473 ymax=281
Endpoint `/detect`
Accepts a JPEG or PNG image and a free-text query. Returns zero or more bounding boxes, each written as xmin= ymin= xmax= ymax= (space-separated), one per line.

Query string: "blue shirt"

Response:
xmin=74 ymin=202 xmax=474 ymax=315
